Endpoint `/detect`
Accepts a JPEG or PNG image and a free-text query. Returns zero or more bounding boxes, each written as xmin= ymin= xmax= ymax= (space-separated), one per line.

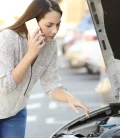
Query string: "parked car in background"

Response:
xmin=62 ymin=12 xmax=94 ymax=55
xmin=65 ymin=29 xmax=101 ymax=74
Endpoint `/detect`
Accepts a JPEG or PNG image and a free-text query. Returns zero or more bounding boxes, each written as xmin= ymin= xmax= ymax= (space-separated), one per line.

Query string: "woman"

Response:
xmin=0 ymin=0 xmax=89 ymax=137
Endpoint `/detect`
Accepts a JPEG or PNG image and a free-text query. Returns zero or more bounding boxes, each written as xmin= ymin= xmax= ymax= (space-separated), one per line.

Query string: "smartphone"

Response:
xmin=25 ymin=18 xmax=41 ymax=37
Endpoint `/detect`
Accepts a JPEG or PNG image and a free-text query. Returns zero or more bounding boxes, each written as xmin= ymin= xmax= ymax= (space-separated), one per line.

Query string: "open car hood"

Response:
xmin=87 ymin=0 xmax=120 ymax=100
xmin=50 ymin=103 xmax=120 ymax=138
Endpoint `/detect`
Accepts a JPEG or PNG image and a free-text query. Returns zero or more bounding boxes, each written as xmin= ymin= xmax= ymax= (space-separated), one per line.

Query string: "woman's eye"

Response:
xmin=46 ymin=25 xmax=51 ymax=27
xmin=46 ymin=24 xmax=60 ymax=28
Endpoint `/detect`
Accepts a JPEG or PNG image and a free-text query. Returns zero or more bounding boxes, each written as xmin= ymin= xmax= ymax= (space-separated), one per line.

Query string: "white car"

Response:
xmin=66 ymin=29 xmax=102 ymax=74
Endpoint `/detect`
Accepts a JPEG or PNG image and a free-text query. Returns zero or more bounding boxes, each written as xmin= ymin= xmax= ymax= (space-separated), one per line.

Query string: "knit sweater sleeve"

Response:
xmin=40 ymin=41 xmax=66 ymax=95
xmin=0 ymin=30 xmax=17 ymax=94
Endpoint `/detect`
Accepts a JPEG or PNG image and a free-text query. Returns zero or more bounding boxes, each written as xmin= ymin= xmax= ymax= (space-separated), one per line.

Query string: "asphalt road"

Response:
xmin=25 ymin=61 xmax=104 ymax=138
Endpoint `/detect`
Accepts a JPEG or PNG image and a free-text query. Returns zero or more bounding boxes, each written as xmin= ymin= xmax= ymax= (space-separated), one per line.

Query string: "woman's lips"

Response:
xmin=47 ymin=36 xmax=54 ymax=39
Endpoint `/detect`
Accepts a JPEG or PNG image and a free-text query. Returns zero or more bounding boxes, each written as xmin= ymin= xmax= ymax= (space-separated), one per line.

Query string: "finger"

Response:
xmin=77 ymin=102 xmax=89 ymax=111
xmin=34 ymin=33 xmax=45 ymax=42
xmin=37 ymin=41 xmax=46 ymax=49
xmin=38 ymin=35 xmax=45 ymax=41
xmin=69 ymin=103 xmax=78 ymax=113
xmin=34 ymin=33 xmax=40 ymax=41
xmin=85 ymin=110 xmax=89 ymax=118
xmin=75 ymin=102 xmax=89 ymax=117
xmin=38 ymin=32 xmax=45 ymax=36
xmin=83 ymin=107 xmax=89 ymax=117
xmin=34 ymin=33 xmax=43 ymax=41
xmin=36 ymin=37 xmax=45 ymax=45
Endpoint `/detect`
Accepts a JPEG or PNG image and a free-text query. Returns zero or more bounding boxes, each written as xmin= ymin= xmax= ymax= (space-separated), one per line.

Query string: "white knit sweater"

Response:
xmin=0 ymin=29 xmax=64 ymax=119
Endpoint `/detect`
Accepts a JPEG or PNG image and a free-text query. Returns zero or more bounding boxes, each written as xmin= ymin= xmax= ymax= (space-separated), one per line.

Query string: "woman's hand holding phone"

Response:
xmin=25 ymin=18 xmax=46 ymax=61
xmin=27 ymin=28 xmax=46 ymax=60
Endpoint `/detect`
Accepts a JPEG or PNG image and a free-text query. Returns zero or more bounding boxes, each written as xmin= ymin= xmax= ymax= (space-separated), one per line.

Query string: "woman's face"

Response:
xmin=38 ymin=11 xmax=61 ymax=42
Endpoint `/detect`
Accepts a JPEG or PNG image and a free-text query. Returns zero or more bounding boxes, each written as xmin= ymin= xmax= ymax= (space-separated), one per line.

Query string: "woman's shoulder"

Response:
xmin=0 ymin=29 xmax=20 ymax=50
xmin=0 ymin=29 xmax=19 ymax=41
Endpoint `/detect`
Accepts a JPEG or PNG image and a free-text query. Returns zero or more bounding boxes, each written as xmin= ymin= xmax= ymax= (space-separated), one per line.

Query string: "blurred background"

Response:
xmin=0 ymin=0 xmax=117 ymax=137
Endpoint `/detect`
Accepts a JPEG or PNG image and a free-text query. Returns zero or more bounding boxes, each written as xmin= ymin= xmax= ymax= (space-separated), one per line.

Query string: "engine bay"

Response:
xmin=54 ymin=115 xmax=120 ymax=137
xmin=51 ymin=103 xmax=120 ymax=138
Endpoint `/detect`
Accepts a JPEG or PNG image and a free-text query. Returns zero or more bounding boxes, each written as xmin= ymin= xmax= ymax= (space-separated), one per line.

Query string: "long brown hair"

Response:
xmin=2 ymin=0 xmax=62 ymax=37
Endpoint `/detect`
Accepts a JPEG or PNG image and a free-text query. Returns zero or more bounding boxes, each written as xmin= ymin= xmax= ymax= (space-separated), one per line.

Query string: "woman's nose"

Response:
xmin=52 ymin=26 xmax=58 ymax=34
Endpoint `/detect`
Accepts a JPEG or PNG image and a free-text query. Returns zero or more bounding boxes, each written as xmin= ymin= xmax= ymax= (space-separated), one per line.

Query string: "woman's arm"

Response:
xmin=0 ymin=29 xmax=45 ymax=93
xmin=12 ymin=52 xmax=34 ymax=85
xmin=13 ymin=29 xmax=46 ymax=85
xmin=40 ymin=42 xmax=64 ymax=93
xmin=51 ymin=88 xmax=89 ymax=117
xmin=40 ymin=41 xmax=89 ymax=117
